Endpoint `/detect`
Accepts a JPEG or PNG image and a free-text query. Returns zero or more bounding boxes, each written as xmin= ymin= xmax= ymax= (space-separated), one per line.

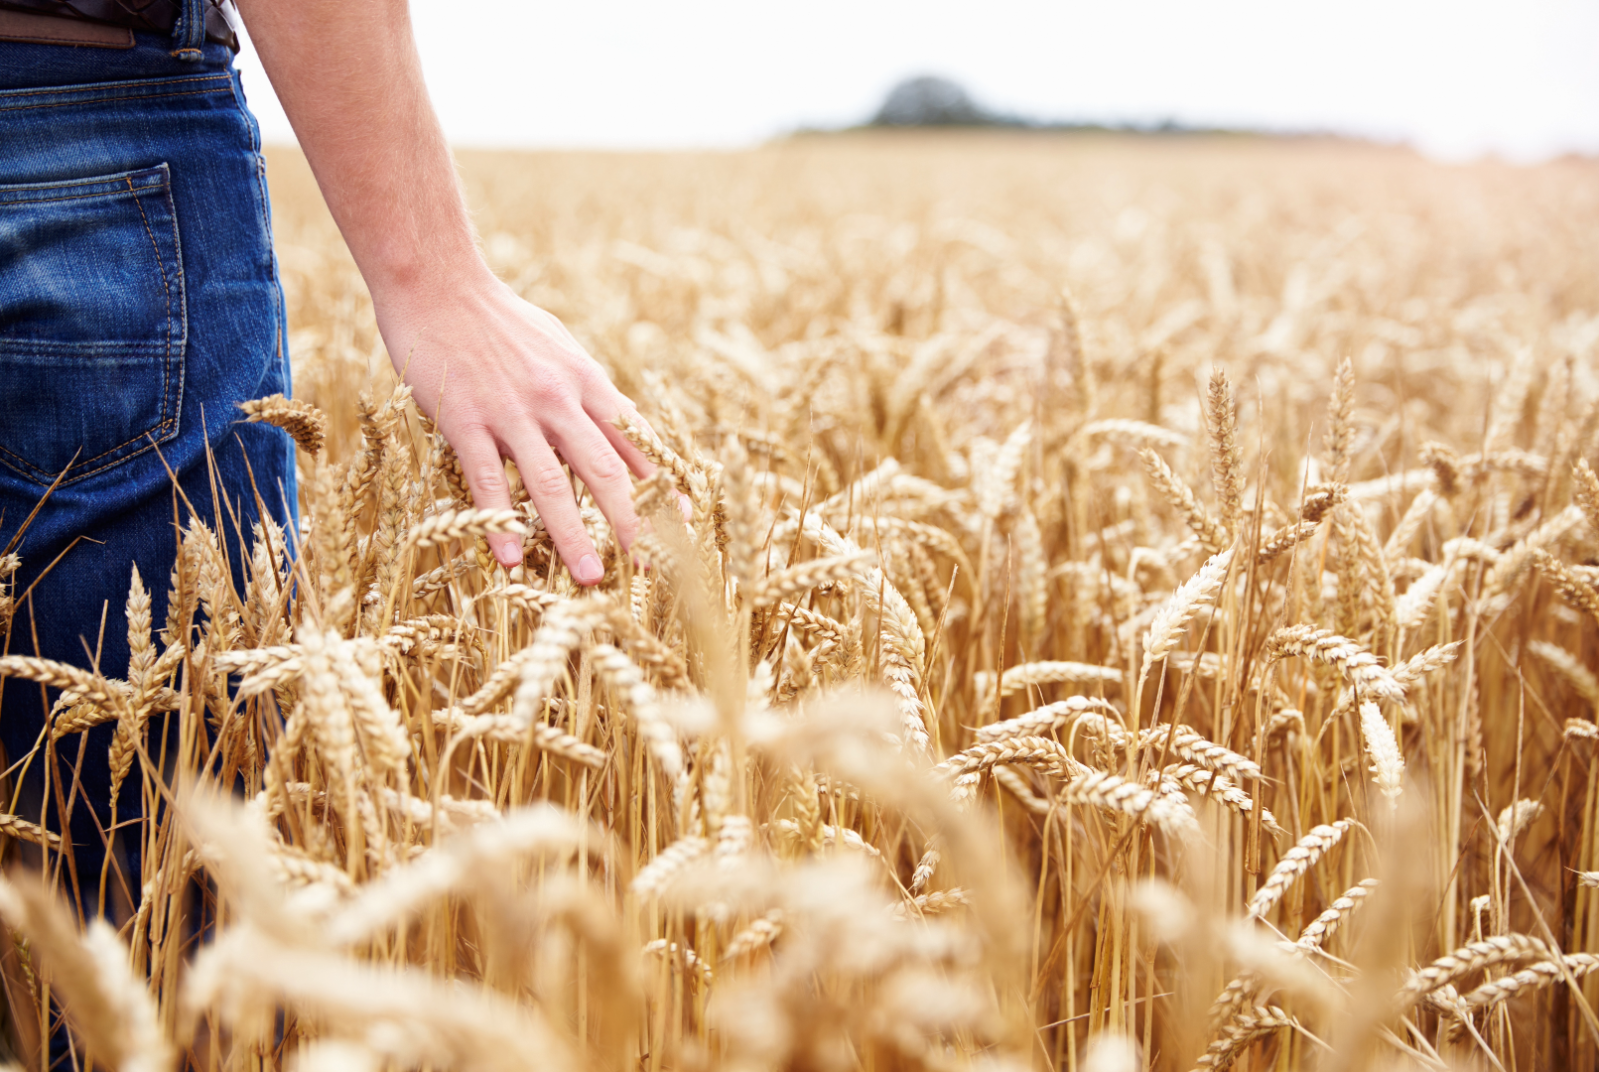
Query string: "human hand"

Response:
xmin=236 ymin=0 xmax=656 ymax=583
xmin=371 ymin=269 xmax=653 ymax=583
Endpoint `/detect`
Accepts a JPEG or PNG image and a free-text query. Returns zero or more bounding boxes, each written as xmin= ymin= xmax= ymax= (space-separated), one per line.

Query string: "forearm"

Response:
xmin=232 ymin=1 xmax=655 ymax=582
xmin=235 ymin=0 xmax=486 ymax=300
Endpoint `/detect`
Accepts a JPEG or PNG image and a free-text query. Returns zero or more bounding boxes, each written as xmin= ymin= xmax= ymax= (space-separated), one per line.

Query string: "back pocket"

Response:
xmin=0 ymin=164 xmax=185 ymax=486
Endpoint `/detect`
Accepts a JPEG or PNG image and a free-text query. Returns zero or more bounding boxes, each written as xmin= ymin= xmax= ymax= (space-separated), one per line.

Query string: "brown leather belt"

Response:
xmin=0 ymin=0 xmax=236 ymax=49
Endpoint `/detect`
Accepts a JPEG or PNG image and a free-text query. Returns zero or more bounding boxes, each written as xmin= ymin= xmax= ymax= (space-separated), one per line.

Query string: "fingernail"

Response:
xmin=676 ymin=492 xmax=693 ymax=521
xmin=493 ymin=541 xmax=521 ymax=569
xmin=576 ymin=553 xmax=604 ymax=585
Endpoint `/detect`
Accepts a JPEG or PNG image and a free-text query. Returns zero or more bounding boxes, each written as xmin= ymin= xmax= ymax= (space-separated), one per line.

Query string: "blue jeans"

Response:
xmin=0 ymin=21 xmax=295 ymax=925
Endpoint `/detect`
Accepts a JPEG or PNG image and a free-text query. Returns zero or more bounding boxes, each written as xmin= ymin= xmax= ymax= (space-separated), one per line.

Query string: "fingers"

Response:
xmin=451 ymin=429 xmax=524 ymax=569
xmin=590 ymin=401 xmax=658 ymax=480
xmin=510 ymin=432 xmax=605 ymax=586
xmin=587 ymin=401 xmax=694 ymax=521
xmin=549 ymin=415 xmax=643 ymax=552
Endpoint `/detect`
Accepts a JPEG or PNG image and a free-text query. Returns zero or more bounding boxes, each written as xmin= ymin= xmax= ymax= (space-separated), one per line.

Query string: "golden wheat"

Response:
xmin=0 ymin=136 xmax=1594 ymax=1071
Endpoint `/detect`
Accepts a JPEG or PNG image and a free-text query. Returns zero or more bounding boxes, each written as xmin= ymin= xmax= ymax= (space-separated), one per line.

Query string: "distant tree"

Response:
xmin=871 ymin=76 xmax=990 ymax=127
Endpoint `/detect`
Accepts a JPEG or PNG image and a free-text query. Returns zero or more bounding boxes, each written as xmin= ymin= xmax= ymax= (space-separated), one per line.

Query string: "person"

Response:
xmin=0 ymin=0 xmax=651 ymax=928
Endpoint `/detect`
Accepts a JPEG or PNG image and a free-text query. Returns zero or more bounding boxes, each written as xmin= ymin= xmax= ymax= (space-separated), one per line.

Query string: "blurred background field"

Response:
xmin=268 ymin=134 xmax=1599 ymax=447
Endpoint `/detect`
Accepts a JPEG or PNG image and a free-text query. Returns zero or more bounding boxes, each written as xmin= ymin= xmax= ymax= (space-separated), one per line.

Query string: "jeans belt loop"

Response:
xmin=171 ymin=0 xmax=207 ymax=60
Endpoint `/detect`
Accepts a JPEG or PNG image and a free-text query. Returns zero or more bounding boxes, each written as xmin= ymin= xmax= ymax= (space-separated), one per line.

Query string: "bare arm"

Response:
xmin=236 ymin=0 xmax=650 ymax=582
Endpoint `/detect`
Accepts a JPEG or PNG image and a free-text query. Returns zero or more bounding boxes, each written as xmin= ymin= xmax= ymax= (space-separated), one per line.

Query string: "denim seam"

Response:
xmin=0 ymin=74 xmax=228 ymax=101
xmin=123 ymin=176 xmax=177 ymax=446
xmin=0 ymin=169 xmax=164 ymax=190
xmin=230 ymin=70 xmax=288 ymax=392
xmin=0 ymin=87 xmax=230 ymax=115
xmin=0 ymin=340 xmax=169 ymax=355
xmin=0 ymin=422 xmax=179 ymax=486
xmin=0 ymin=169 xmax=166 ymax=201
xmin=0 ymin=182 xmax=182 ymax=485
xmin=0 ymin=186 xmax=167 ymax=207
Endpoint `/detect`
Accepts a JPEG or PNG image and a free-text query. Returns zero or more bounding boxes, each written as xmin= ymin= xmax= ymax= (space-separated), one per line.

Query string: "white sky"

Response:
xmin=235 ymin=0 xmax=1599 ymax=163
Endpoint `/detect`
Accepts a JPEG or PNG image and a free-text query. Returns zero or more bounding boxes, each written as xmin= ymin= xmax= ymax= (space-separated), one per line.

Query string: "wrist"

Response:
xmin=362 ymin=237 xmax=497 ymax=308
xmin=366 ymin=258 xmax=516 ymax=381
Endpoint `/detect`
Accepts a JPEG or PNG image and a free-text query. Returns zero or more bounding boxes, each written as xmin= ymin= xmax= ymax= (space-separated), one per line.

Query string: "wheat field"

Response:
xmin=2 ymin=133 xmax=1599 ymax=1072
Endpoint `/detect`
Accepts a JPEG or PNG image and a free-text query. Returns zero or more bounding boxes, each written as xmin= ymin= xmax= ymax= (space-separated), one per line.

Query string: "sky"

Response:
xmin=235 ymin=0 xmax=1599 ymax=163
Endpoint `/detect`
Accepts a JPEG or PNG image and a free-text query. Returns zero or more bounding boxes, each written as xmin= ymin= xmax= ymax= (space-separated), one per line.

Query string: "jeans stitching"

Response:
xmin=230 ymin=70 xmax=288 ymax=394
xmin=124 ymin=177 xmax=176 ymax=444
xmin=0 ymin=340 xmax=169 ymax=355
xmin=0 ymin=87 xmax=230 ymax=114
xmin=0 ymin=185 xmax=167 ymax=207
xmin=0 ymin=74 xmax=228 ymax=101
xmin=0 ymin=419 xmax=175 ymax=484
xmin=0 ymin=173 xmax=163 ymax=190
xmin=0 ymin=182 xmax=181 ymax=485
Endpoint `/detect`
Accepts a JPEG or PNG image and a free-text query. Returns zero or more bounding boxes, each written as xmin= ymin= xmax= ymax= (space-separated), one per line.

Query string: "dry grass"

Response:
xmin=3 ymin=132 xmax=1599 ymax=1071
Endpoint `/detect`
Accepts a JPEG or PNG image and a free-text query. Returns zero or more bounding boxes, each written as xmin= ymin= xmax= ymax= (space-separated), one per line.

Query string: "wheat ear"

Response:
xmin=1255 ymin=520 xmax=1321 ymax=565
xmin=1205 ymin=367 xmax=1244 ymax=536
xmin=1061 ymin=770 xmax=1198 ymax=834
xmin=935 ymin=736 xmax=1085 ymax=782
xmin=1141 ymin=548 xmax=1234 ymax=685
xmin=402 ymin=508 xmax=527 ymax=553
xmin=976 ymin=661 xmax=1123 ymax=704
xmin=1247 ymin=819 xmax=1355 ymax=918
xmin=750 ymin=552 xmax=873 ymax=609
xmin=1264 ymin=626 xmax=1405 ymax=703
xmin=1572 ymin=458 xmax=1599 ymax=533
xmin=1358 ymin=701 xmax=1404 ymax=804
xmin=1530 ymin=548 xmax=1599 ymax=625
xmin=240 ymin=393 xmax=328 ymax=454
xmin=1398 ymin=934 xmax=1553 ymax=1007
xmin=1156 ymin=765 xmax=1283 ymax=836
xmin=588 ymin=642 xmax=684 ymax=778
xmin=1192 ymin=1004 xmax=1299 ymax=1072
xmin=0 ymin=812 xmax=59 ymax=847
xmin=1081 ymin=418 xmax=1187 ymax=449
xmin=632 ymin=836 xmax=711 ymax=898
xmin=1296 ymin=877 xmax=1380 ymax=949
xmin=1529 ymin=640 xmax=1599 ymax=711
xmin=1137 ymin=448 xmax=1230 ymax=555
xmin=1497 ymin=798 xmax=1544 ymax=843
xmin=1567 ymin=720 xmax=1599 ymax=742
xmin=1139 ymin=724 xmax=1261 ymax=783
xmin=1323 ymin=357 xmax=1355 ymax=484
xmin=1460 ymin=953 xmax=1599 ymax=1012
xmin=722 ymin=911 xmax=785 ymax=960
xmin=975 ymin=697 xmax=1119 ymax=743
xmin=0 ymin=874 xmax=170 ymax=1072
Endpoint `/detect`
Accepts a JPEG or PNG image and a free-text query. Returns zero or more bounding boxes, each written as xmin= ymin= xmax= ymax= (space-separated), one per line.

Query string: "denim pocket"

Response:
xmin=0 ymin=164 xmax=185 ymax=486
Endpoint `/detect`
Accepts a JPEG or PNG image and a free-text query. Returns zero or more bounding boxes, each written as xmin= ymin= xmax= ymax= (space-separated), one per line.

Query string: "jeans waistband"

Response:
xmin=0 ymin=0 xmax=237 ymax=51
